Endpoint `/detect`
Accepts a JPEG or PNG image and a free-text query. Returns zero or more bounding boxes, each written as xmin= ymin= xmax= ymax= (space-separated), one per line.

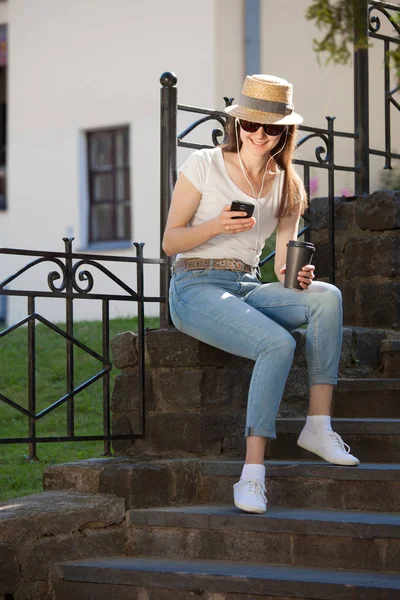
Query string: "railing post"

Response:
xmin=64 ymin=237 xmax=75 ymax=440
xmin=134 ymin=241 xmax=145 ymax=438
xmin=159 ymin=72 xmax=177 ymax=328
xmin=326 ymin=116 xmax=336 ymax=285
xmin=27 ymin=296 xmax=38 ymax=461
xmin=354 ymin=0 xmax=370 ymax=195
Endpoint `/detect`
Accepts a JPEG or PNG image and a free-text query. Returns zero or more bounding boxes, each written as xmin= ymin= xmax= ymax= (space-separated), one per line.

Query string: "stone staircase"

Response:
xmin=48 ymin=326 xmax=400 ymax=599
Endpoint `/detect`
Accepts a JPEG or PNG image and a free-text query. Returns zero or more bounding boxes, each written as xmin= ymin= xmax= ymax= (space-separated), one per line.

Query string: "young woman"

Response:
xmin=163 ymin=74 xmax=359 ymax=514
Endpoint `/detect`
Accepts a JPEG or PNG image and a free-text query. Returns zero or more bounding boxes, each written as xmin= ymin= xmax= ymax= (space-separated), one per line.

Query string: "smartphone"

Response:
xmin=230 ymin=200 xmax=255 ymax=219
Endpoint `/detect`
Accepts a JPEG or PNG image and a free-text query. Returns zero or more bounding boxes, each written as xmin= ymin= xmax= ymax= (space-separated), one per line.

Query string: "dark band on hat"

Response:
xmin=240 ymin=94 xmax=293 ymax=115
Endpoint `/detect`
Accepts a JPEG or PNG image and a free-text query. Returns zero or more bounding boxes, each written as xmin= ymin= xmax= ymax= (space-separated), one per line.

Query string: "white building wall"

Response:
xmin=2 ymin=0 xmax=224 ymax=325
xmin=0 ymin=0 xmax=398 ymax=326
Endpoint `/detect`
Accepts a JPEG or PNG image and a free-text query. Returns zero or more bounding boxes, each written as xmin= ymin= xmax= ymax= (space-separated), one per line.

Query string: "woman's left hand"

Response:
xmin=279 ymin=264 xmax=316 ymax=290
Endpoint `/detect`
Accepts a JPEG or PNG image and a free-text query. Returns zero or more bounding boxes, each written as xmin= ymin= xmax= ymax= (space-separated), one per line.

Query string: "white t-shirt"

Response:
xmin=177 ymin=147 xmax=283 ymax=267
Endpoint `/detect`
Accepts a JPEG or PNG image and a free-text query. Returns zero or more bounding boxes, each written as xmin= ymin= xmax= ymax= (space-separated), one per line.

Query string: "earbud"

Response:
xmin=235 ymin=117 xmax=288 ymax=264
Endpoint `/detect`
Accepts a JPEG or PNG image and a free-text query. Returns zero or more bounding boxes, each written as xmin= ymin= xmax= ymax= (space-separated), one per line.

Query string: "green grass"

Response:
xmin=0 ymin=235 xmax=292 ymax=503
xmin=0 ymin=316 xmax=159 ymax=502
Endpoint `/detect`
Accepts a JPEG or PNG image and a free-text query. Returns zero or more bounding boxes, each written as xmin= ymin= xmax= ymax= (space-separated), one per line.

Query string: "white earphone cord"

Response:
xmin=234 ymin=119 xmax=288 ymax=265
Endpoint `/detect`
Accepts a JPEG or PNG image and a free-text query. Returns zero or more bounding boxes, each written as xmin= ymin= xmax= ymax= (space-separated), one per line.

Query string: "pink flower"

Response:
xmin=341 ymin=188 xmax=353 ymax=197
xmin=310 ymin=176 xmax=319 ymax=197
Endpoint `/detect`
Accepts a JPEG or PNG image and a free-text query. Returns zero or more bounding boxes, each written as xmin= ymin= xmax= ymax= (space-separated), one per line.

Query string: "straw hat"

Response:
xmin=225 ymin=74 xmax=303 ymax=125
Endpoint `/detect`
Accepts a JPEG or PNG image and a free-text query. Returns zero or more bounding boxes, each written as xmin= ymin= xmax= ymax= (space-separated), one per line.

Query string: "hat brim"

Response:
xmin=225 ymin=104 xmax=303 ymax=125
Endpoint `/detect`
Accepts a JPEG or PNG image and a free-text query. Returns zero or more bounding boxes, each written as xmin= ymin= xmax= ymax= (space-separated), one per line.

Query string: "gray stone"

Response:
xmin=381 ymin=340 xmax=400 ymax=377
xmin=18 ymin=527 xmax=125 ymax=582
xmin=99 ymin=459 xmax=201 ymax=509
xmin=43 ymin=458 xmax=131 ymax=493
xmin=110 ymin=331 xmax=138 ymax=369
xmin=112 ymin=412 xmax=141 ymax=453
xmin=111 ymin=371 xmax=153 ymax=413
xmin=309 ymin=196 xmax=357 ymax=233
xmin=0 ymin=542 xmax=20 ymax=595
xmin=44 ymin=460 xmax=104 ymax=493
xmin=356 ymin=190 xmax=400 ymax=230
xmin=345 ymin=235 xmax=400 ymax=279
xmin=53 ymin=581 xmax=221 ymax=600
xmin=339 ymin=281 xmax=357 ymax=326
xmin=353 ymin=327 xmax=387 ymax=368
xmin=291 ymin=330 xmax=306 ymax=367
xmin=152 ymin=368 xmax=202 ymax=411
xmin=292 ymin=534 xmax=383 ymax=571
xmin=14 ymin=580 xmax=50 ymax=600
xmin=129 ymin=526 xmax=291 ymax=566
xmin=52 ymin=556 xmax=400 ymax=599
xmin=339 ymin=327 xmax=354 ymax=369
xmin=358 ymin=282 xmax=400 ymax=328
xmin=335 ymin=198 xmax=357 ymax=231
xmin=201 ymin=367 xmax=251 ymax=409
xmin=0 ymin=491 xmax=125 ymax=546
xmin=145 ymin=328 xmax=230 ymax=368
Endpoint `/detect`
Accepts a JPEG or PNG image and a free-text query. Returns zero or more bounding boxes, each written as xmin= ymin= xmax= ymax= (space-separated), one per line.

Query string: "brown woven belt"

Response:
xmin=172 ymin=257 xmax=255 ymax=274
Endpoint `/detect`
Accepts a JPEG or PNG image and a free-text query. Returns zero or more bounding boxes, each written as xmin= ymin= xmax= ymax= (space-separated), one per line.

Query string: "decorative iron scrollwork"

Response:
xmin=296 ymin=132 xmax=331 ymax=165
xmin=369 ymin=3 xmax=400 ymax=36
xmin=178 ymin=113 xmax=228 ymax=148
xmin=71 ymin=259 xmax=137 ymax=298
xmin=0 ymin=257 xmax=68 ymax=293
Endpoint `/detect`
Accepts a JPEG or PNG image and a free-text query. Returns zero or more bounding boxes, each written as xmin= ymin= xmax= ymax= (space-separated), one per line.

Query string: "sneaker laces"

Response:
xmin=329 ymin=431 xmax=351 ymax=454
xmin=245 ymin=479 xmax=267 ymax=503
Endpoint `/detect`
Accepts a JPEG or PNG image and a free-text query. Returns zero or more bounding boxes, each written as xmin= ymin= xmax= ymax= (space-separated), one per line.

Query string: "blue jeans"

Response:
xmin=169 ymin=268 xmax=342 ymax=439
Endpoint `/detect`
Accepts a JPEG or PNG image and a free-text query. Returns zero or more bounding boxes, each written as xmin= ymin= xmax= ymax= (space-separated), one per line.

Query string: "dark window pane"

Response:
xmin=87 ymin=126 xmax=130 ymax=242
xmin=90 ymin=132 xmax=113 ymax=169
xmin=116 ymin=203 xmax=131 ymax=240
xmin=91 ymin=203 xmax=114 ymax=241
xmin=116 ymin=169 xmax=130 ymax=201
xmin=93 ymin=172 xmax=113 ymax=201
xmin=115 ymin=129 xmax=129 ymax=167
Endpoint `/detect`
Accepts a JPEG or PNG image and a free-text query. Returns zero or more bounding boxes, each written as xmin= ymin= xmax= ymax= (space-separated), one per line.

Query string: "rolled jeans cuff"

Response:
xmin=244 ymin=426 xmax=276 ymax=439
xmin=309 ymin=376 xmax=338 ymax=387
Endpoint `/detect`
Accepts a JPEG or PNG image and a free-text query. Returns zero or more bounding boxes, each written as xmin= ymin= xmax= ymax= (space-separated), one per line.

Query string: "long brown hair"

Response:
xmin=221 ymin=118 xmax=307 ymax=218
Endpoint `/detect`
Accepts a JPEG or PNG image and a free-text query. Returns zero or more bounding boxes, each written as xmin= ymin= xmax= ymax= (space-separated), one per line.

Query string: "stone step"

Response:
xmin=200 ymin=460 xmax=400 ymax=512
xmin=333 ymin=378 xmax=400 ymax=418
xmin=272 ymin=418 xmax=400 ymax=463
xmin=127 ymin=504 xmax=400 ymax=572
xmin=53 ymin=556 xmax=400 ymax=599
xmin=44 ymin=457 xmax=400 ymax=512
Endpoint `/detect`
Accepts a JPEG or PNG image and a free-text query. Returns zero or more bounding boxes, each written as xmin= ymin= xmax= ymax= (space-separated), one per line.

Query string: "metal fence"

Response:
xmin=1 ymin=0 xmax=399 ymax=450
xmin=0 ymin=238 xmax=166 ymax=458
xmin=159 ymin=0 xmax=400 ymax=327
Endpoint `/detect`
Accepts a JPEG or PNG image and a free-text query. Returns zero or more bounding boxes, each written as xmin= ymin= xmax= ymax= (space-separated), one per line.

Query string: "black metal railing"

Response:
xmin=159 ymin=0 xmax=399 ymax=328
xmin=354 ymin=0 xmax=400 ymax=192
xmin=159 ymin=79 xmax=360 ymax=325
xmin=367 ymin=1 xmax=400 ymax=171
xmin=0 ymin=238 xmax=167 ymax=458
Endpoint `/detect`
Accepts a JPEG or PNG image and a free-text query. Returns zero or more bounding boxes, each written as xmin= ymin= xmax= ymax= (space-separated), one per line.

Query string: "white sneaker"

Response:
xmin=233 ymin=479 xmax=267 ymax=513
xmin=297 ymin=426 xmax=360 ymax=466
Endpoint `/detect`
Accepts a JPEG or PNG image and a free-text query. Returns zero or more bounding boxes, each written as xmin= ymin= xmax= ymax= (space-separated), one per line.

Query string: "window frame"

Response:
xmin=87 ymin=125 xmax=131 ymax=244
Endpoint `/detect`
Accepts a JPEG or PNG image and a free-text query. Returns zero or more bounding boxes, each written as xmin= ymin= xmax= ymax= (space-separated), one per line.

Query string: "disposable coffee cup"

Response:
xmin=284 ymin=241 xmax=315 ymax=291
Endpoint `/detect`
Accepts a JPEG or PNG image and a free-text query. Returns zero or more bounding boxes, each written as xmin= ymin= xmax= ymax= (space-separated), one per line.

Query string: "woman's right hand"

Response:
xmin=213 ymin=204 xmax=256 ymax=235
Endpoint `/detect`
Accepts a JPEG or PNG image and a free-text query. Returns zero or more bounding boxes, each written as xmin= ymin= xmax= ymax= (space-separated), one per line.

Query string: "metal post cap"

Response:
xmin=160 ymin=72 xmax=178 ymax=87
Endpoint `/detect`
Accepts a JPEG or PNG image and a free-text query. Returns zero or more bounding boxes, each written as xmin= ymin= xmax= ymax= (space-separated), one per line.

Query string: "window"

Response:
xmin=87 ymin=126 xmax=131 ymax=243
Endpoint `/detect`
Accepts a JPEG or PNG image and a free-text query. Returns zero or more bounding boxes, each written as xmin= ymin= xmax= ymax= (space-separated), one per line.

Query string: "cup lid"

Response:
xmin=287 ymin=240 xmax=315 ymax=249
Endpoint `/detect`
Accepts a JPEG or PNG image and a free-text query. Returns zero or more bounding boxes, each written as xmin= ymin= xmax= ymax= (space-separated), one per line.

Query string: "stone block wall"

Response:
xmin=110 ymin=326 xmax=359 ymax=459
xmin=0 ymin=491 xmax=126 ymax=600
xmin=309 ymin=190 xmax=400 ymax=328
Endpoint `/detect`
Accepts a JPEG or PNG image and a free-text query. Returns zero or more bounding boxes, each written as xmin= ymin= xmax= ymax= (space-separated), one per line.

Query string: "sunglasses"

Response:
xmin=239 ymin=119 xmax=286 ymax=137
